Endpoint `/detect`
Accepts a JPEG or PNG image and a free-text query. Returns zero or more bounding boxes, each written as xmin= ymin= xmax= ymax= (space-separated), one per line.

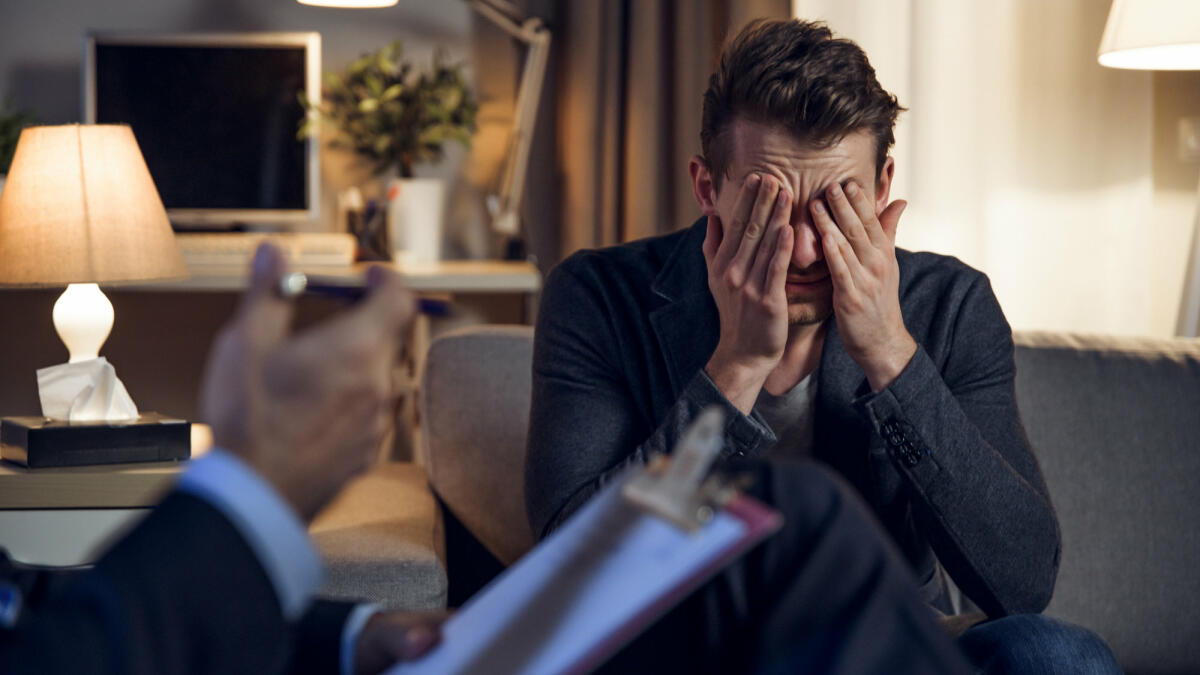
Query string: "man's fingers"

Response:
xmin=731 ymin=175 xmax=780 ymax=271
xmin=825 ymin=182 xmax=872 ymax=256
xmin=763 ymin=225 xmax=793 ymax=294
xmin=355 ymin=612 xmax=448 ymax=674
xmin=284 ymin=267 xmax=412 ymax=396
xmin=714 ymin=173 xmax=762 ymax=269
xmin=822 ymin=230 xmax=857 ymax=294
xmin=748 ymin=188 xmax=791 ymax=292
xmin=359 ymin=265 xmax=417 ymax=339
xmin=843 ymin=181 xmax=888 ymax=246
xmin=811 ymin=198 xmax=865 ymax=280
xmin=235 ymin=243 xmax=296 ymax=352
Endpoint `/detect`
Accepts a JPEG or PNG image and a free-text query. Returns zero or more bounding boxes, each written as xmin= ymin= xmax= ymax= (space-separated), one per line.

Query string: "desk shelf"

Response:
xmin=129 ymin=260 xmax=542 ymax=294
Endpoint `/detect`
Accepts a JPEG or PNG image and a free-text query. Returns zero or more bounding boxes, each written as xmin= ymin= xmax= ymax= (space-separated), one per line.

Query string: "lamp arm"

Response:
xmin=468 ymin=0 xmax=551 ymax=236
xmin=468 ymin=0 xmax=545 ymax=44
xmin=1176 ymin=171 xmax=1200 ymax=337
xmin=493 ymin=29 xmax=549 ymax=234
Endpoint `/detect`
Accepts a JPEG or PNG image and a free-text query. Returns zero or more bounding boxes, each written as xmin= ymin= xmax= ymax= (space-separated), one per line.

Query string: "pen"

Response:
xmin=275 ymin=272 xmax=452 ymax=317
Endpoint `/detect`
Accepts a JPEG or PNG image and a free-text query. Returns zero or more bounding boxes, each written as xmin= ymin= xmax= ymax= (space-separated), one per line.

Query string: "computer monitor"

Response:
xmin=84 ymin=32 xmax=321 ymax=229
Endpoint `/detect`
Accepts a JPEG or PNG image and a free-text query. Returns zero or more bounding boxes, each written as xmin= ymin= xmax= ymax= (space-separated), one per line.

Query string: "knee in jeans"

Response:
xmin=959 ymin=614 xmax=1120 ymax=674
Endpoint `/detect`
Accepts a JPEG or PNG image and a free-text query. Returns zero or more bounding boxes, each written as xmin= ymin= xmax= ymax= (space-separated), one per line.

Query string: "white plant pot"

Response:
xmin=386 ymin=177 xmax=444 ymax=264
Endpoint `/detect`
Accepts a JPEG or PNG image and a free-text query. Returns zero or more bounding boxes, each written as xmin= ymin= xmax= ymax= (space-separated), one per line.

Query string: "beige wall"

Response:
xmin=1151 ymin=71 xmax=1200 ymax=336
xmin=0 ymin=0 xmax=505 ymax=255
xmin=0 ymin=0 xmax=470 ymax=124
xmin=795 ymin=0 xmax=1200 ymax=337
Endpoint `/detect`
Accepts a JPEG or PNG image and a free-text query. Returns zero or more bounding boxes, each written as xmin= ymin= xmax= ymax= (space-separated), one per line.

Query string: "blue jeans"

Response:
xmin=957 ymin=614 xmax=1121 ymax=674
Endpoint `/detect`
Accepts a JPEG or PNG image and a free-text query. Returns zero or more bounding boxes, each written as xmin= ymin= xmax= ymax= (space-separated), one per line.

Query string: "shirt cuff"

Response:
xmin=686 ymin=369 xmax=776 ymax=458
xmin=341 ymin=603 xmax=381 ymax=675
xmin=175 ymin=448 xmax=323 ymax=620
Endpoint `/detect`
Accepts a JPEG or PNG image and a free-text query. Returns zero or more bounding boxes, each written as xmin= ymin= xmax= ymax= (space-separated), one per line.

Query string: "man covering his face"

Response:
xmin=526 ymin=18 xmax=1119 ymax=673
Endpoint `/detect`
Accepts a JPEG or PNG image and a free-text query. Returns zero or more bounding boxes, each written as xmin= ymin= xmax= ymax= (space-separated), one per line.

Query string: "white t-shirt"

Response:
xmin=754 ymin=370 xmax=818 ymax=459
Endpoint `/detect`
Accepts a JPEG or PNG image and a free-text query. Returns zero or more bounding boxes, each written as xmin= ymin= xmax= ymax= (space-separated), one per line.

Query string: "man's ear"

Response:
xmin=874 ymin=156 xmax=895 ymax=217
xmin=689 ymin=155 xmax=719 ymax=216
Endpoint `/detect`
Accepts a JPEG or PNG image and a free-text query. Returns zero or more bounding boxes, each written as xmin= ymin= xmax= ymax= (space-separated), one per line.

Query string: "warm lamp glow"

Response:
xmin=297 ymin=0 xmax=398 ymax=6
xmin=1098 ymin=0 xmax=1200 ymax=70
xmin=0 ymin=124 xmax=187 ymax=374
xmin=1098 ymin=2 xmax=1200 ymax=336
xmin=0 ymin=124 xmax=187 ymax=286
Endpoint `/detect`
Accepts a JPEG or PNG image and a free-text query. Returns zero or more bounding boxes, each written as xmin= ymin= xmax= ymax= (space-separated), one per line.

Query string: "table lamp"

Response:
xmin=0 ymin=124 xmax=191 ymax=467
xmin=1098 ymin=0 xmax=1200 ymax=336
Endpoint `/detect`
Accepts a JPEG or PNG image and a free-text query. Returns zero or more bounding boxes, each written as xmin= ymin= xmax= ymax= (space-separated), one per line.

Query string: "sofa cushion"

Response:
xmin=309 ymin=462 xmax=446 ymax=610
xmin=1014 ymin=331 xmax=1200 ymax=674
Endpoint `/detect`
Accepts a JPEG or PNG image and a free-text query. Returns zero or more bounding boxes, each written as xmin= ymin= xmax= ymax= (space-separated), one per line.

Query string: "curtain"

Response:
xmin=794 ymin=0 xmax=1199 ymax=337
xmin=520 ymin=0 xmax=790 ymax=267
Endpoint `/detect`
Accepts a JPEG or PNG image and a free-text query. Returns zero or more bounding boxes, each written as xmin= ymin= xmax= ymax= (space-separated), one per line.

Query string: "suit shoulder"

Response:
xmin=897 ymin=248 xmax=991 ymax=296
xmin=895 ymin=249 xmax=1010 ymax=354
xmin=549 ymin=227 xmax=691 ymax=290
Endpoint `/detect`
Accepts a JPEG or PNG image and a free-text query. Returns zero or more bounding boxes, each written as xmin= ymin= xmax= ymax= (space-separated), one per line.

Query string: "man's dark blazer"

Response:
xmin=525 ymin=217 xmax=1061 ymax=618
xmin=0 ymin=491 xmax=353 ymax=675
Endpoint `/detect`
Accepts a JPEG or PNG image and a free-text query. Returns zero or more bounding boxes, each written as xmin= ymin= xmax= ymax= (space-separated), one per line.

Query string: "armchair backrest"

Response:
xmin=419 ymin=325 xmax=536 ymax=566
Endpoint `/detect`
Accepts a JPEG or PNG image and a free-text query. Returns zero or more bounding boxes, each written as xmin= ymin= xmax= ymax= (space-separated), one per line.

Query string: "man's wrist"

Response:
xmin=860 ymin=333 xmax=918 ymax=392
xmin=704 ymin=352 xmax=774 ymax=414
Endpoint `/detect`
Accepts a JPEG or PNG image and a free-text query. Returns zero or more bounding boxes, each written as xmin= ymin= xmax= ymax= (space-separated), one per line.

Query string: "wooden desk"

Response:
xmin=0 ymin=260 xmax=541 ymax=461
xmin=132 ymin=260 xmax=541 ymax=295
xmin=0 ymin=461 xmax=182 ymax=510
xmin=0 ymin=425 xmax=209 ymax=510
xmin=0 ymin=427 xmax=211 ymax=566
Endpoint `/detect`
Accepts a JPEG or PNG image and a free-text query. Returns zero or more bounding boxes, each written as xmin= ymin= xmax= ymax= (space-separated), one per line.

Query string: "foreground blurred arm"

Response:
xmin=0 ymin=245 xmax=442 ymax=674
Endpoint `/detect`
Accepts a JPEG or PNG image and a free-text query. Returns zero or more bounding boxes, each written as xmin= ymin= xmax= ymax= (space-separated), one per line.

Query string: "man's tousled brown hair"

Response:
xmin=701 ymin=19 xmax=904 ymax=189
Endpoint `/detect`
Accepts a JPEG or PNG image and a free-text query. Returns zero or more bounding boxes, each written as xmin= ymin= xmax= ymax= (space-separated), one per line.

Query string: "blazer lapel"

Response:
xmin=648 ymin=219 xmax=719 ymax=395
xmin=814 ymin=318 xmax=874 ymax=490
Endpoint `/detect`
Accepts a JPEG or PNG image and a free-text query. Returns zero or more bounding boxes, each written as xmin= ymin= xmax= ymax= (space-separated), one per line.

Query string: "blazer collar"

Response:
xmin=649 ymin=218 xmax=719 ymax=393
xmin=650 ymin=217 xmax=709 ymax=302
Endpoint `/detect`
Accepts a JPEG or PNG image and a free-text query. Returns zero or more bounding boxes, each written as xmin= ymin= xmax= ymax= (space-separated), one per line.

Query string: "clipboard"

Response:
xmin=389 ymin=408 xmax=783 ymax=675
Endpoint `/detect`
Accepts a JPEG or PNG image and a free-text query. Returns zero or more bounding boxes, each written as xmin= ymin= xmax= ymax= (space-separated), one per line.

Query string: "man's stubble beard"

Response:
xmin=786 ymin=292 xmax=834 ymax=326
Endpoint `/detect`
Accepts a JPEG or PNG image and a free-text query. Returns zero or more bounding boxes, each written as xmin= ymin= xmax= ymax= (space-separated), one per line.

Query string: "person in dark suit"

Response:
xmin=526 ymin=18 xmax=1119 ymax=673
xmin=0 ymin=244 xmax=444 ymax=675
xmin=0 ymin=249 xmax=977 ymax=675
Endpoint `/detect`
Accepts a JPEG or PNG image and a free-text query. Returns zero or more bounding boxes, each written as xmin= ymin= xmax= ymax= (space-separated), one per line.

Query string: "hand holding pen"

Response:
xmin=276 ymin=271 xmax=452 ymax=317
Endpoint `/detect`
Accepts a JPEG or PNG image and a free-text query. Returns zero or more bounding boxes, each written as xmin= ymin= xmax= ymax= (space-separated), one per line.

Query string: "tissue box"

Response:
xmin=0 ymin=413 xmax=190 ymax=468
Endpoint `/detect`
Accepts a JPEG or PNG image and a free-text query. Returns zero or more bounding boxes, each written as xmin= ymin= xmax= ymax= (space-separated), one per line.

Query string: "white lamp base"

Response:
xmin=52 ymin=283 xmax=114 ymax=363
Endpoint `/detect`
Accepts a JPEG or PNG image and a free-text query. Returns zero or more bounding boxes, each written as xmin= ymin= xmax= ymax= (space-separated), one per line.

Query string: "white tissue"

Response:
xmin=37 ymin=357 xmax=140 ymax=422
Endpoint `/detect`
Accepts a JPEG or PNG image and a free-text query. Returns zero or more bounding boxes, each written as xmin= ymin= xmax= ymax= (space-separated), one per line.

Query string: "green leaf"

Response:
xmin=364 ymin=73 xmax=383 ymax=96
xmin=315 ymin=40 xmax=477 ymax=172
xmin=380 ymin=84 xmax=403 ymax=101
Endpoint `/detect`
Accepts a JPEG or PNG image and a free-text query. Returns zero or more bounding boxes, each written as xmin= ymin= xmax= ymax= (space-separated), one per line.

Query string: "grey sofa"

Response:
xmin=362 ymin=325 xmax=1200 ymax=674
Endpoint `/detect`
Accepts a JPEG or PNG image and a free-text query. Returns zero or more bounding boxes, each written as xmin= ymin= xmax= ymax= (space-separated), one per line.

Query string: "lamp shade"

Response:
xmin=0 ymin=124 xmax=187 ymax=286
xmin=1098 ymin=0 xmax=1200 ymax=70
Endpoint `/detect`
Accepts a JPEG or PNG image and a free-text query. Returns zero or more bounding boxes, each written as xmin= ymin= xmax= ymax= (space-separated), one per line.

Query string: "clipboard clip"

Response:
xmin=621 ymin=406 xmax=743 ymax=532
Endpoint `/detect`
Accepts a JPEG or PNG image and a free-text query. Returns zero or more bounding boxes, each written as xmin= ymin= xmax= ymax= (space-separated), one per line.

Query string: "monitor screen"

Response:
xmin=84 ymin=33 xmax=321 ymax=228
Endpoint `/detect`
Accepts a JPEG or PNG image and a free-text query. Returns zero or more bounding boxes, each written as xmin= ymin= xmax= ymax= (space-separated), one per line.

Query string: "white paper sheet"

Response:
xmin=389 ymin=473 xmax=766 ymax=675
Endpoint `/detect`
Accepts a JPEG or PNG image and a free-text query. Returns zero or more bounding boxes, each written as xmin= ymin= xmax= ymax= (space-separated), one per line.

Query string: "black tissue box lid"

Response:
xmin=0 ymin=413 xmax=191 ymax=468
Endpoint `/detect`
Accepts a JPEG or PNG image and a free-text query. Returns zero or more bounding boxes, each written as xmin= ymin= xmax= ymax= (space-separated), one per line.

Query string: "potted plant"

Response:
xmin=301 ymin=41 xmax=477 ymax=263
xmin=0 ymin=100 xmax=37 ymax=197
